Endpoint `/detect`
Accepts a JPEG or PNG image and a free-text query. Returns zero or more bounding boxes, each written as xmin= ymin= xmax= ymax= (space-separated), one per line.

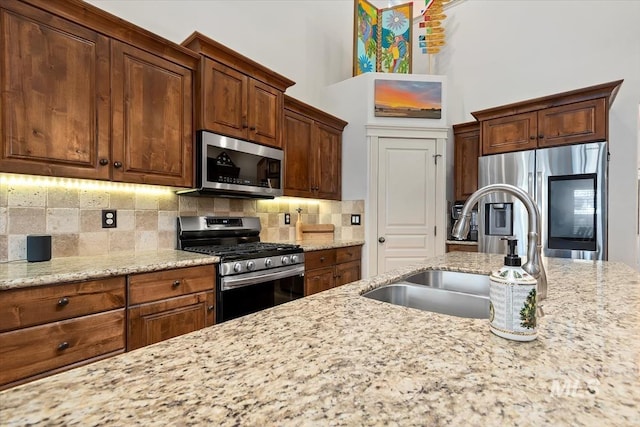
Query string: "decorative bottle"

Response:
xmin=489 ymin=237 xmax=538 ymax=342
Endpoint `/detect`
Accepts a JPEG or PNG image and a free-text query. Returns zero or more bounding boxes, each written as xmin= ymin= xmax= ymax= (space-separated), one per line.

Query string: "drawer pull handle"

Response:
xmin=320 ymin=257 xmax=325 ymax=262
xmin=57 ymin=342 xmax=70 ymax=351
xmin=57 ymin=297 xmax=70 ymax=306
xmin=208 ymin=305 xmax=214 ymax=312
xmin=172 ymin=280 xmax=181 ymax=288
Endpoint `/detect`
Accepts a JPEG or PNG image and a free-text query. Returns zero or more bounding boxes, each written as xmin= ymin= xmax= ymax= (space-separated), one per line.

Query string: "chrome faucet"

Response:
xmin=451 ymin=184 xmax=547 ymax=301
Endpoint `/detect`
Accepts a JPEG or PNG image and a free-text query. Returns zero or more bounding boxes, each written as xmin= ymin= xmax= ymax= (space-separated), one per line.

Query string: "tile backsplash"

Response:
xmin=0 ymin=179 xmax=364 ymax=262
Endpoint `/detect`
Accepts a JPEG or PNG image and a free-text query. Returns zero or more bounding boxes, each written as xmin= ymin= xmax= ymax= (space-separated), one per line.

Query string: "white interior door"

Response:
xmin=377 ymin=138 xmax=437 ymax=273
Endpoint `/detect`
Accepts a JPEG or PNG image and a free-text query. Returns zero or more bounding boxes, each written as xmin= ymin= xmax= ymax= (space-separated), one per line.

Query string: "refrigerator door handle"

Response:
xmin=528 ymin=172 xmax=534 ymax=198
xmin=536 ymin=172 xmax=543 ymax=205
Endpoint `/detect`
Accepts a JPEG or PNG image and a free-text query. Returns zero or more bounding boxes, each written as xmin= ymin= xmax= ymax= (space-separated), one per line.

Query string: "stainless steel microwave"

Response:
xmin=177 ymin=131 xmax=283 ymax=199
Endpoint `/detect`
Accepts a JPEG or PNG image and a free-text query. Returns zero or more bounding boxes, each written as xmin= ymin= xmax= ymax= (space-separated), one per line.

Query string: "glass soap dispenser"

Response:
xmin=489 ymin=237 xmax=538 ymax=342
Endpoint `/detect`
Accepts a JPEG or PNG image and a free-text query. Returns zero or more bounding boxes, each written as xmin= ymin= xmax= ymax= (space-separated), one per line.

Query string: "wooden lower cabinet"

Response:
xmin=446 ymin=243 xmax=478 ymax=253
xmin=127 ymin=265 xmax=215 ymax=351
xmin=0 ymin=276 xmax=127 ymax=390
xmin=127 ymin=291 xmax=214 ymax=351
xmin=304 ymin=245 xmax=362 ymax=296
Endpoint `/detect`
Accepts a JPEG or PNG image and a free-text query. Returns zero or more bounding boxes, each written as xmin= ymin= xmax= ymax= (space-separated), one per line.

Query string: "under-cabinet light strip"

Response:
xmin=0 ymin=173 xmax=173 ymax=196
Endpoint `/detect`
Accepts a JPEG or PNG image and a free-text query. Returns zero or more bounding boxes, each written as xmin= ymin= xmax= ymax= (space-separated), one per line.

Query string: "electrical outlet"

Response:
xmin=102 ymin=210 xmax=117 ymax=228
xmin=351 ymin=214 xmax=361 ymax=225
xmin=284 ymin=213 xmax=291 ymax=225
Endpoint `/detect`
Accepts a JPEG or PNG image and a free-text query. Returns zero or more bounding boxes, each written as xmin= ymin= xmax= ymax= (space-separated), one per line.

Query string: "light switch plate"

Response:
xmin=284 ymin=213 xmax=291 ymax=225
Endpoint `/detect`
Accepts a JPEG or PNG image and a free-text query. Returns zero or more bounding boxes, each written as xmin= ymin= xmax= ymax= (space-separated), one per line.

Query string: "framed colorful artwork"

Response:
xmin=378 ymin=3 xmax=412 ymax=74
xmin=353 ymin=0 xmax=412 ymax=76
xmin=374 ymin=79 xmax=442 ymax=119
xmin=353 ymin=0 xmax=378 ymax=75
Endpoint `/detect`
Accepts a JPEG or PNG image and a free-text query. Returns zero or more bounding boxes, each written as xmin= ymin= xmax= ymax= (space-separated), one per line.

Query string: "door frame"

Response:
xmin=364 ymin=125 xmax=448 ymax=278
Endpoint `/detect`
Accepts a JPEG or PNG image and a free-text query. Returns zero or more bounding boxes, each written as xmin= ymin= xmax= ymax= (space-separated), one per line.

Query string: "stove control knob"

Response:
xmin=246 ymin=261 xmax=255 ymax=271
xmin=233 ymin=263 xmax=242 ymax=273
xmin=291 ymin=255 xmax=299 ymax=264
xmin=264 ymin=258 xmax=272 ymax=268
xmin=281 ymin=256 xmax=290 ymax=265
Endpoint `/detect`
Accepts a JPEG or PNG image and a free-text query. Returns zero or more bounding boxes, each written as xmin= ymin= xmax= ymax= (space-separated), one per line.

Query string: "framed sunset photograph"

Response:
xmin=374 ymin=79 xmax=442 ymax=119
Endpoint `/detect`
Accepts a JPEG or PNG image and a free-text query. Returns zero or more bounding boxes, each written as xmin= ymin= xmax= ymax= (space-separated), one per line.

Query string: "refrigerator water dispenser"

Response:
xmin=485 ymin=203 xmax=513 ymax=236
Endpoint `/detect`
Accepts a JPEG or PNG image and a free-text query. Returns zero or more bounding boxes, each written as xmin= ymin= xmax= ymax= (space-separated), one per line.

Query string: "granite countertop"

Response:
xmin=0 ymin=250 xmax=218 ymax=291
xmin=1 ymin=252 xmax=639 ymax=425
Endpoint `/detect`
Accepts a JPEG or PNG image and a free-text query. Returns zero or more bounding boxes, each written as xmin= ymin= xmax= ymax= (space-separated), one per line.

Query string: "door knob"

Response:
xmin=378 ymin=237 xmax=386 ymax=243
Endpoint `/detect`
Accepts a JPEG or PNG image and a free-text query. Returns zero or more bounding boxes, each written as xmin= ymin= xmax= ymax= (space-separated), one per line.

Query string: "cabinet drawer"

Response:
xmin=128 ymin=265 xmax=215 ymax=305
xmin=0 ymin=310 xmax=125 ymax=387
xmin=336 ymin=246 xmax=362 ymax=264
xmin=304 ymin=249 xmax=336 ymax=271
xmin=0 ymin=277 xmax=126 ymax=332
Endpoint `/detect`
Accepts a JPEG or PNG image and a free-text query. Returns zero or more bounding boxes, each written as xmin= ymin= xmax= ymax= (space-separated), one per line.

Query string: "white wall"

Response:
xmin=87 ymin=0 xmax=640 ymax=269
xmin=417 ymin=0 xmax=640 ymax=269
xmin=86 ymin=0 xmax=354 ymax=106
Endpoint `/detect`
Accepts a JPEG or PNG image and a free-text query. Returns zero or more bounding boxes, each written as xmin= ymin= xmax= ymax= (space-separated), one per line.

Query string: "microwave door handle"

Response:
xmin=221 ymin=265 xmax=305 ymax=291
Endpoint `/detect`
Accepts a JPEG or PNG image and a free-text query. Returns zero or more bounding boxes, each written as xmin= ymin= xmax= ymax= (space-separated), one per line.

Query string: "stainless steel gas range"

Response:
xmin=177 ymin=216 xmax=305 ymax=323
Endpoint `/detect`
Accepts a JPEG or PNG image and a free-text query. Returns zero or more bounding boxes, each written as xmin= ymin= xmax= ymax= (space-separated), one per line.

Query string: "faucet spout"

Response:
xmin=451 ymin=184 xmax=547 ymax=300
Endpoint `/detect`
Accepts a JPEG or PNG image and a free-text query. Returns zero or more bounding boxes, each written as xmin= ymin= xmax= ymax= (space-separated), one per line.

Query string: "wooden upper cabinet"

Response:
xmin=0 ymin=0 xmax=199 ymax=186
xmin=182 ymin=31 xmax=294 ymax=149
xmin=111 ymin=41 xmax=193 ymax=187
xmin=283 ymin=96 xmax=347 ymax=201
xmin=472 ymin=80 xmax=623 ymax=156
xmin=0 ymin=0 xmax=111 ymax=180
xmin=453 ymin=121 xmax=480 ymax=201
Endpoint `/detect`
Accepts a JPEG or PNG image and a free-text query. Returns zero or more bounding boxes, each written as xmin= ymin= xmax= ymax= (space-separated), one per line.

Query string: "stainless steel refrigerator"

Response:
xmin=478 ymin=141 xmax=608 ymax=260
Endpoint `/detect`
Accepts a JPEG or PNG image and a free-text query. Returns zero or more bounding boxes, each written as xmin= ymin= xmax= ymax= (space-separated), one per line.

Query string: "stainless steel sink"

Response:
xmin=362 ymin=270 xmax=490 ymax=319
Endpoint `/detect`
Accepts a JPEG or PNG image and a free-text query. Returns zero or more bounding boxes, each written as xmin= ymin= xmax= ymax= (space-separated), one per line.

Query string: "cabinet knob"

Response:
xmin=530 ymin=136 xmax=536 ymax=140
xmin=57 ymin=341 xmax=70 ymax=351
xmin=320 ymin=256 xmax=325 ymax=262
xmin=249 ymin=126 xmax=256 ymax=131
xmin=538 ymin=134 xmax=544 ymax=139
xmin=207 ymin=305 xmax=214 ymax=312
xmin=172 ymin=280 xmax=181 ymax=288
xmin=378 ymin=237 xmax=386 ymax=243
xmin=57 ymin=297 xmax=70 ymax=306
xmin=113 ymin=161 xmax=123 ymax=168
xmin=99 ymin=158 xmax=109 ymax=166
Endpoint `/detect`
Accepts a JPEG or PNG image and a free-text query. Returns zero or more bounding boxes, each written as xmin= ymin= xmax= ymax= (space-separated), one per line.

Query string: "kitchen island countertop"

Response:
xmin=1 ymin=252 xmax=639 ymax=425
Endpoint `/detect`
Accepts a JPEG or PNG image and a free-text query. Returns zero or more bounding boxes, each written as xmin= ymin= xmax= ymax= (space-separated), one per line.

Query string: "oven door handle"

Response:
xmin=220 ymin=265 xmax=305 ymax=291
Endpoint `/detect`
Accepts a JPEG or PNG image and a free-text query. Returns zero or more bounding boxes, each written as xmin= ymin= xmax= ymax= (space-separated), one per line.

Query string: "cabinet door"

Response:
xmin=482 ymin=111 xmax=538 ymax=155
xmin=335 ymin=260 xmax=361 ymax=287
xmin=314 ymin=123 xmax=342 ymax=200
xmin=537 ymin=98 xmax=606 ymax=148
xmin=304 ymin=267 xmax=335 ymax=296
xmin=201 ymin=58 xmax=248 ymax=139
xmin=248 ymin=79 xmax=281 ymax=148
xmin=283 ymin=110 xmax=314 ymax=198
xmin=127 ymin=291 xmax=214 ymax=351
xmin=454 ymin=128 xmax=480 ymax=201
xmin=0 ymin=1 xmax=110 ymax=180
xmin=111 ymin=41 xmax=193 ymax=187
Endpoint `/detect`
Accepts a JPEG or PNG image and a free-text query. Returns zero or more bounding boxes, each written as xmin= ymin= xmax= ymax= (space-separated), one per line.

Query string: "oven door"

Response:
xmin=218 ymin=265 xmax=305 ymax=322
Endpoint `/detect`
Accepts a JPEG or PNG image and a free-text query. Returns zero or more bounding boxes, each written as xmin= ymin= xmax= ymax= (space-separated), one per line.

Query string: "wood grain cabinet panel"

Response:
xmin=446 ymin=243 xmax=478 ymax=253
xmin=304 ymin=245 xmax=362 ymax=296
xmin=0 ymin=277 xmax=125 ymax=332
xmin=0 ymin=0 xmax=111 ymax=180
xmin=283 ymin=96 xmax=347 ymax=201
xmin=0 ymin=310 xmax=125 ymax=389
xmin=473 ymin=80 xmax=622 ymax=156
xmin=111 ymin=40 xmax=193 ymax=187
xmin=183 ymin=32 xmax=294 ymax=149
xmin=453 ymin=122 xmax=480 ymax=201
xmin=127 ymin=291 xmax=214 ymax=351
xmin=128 ymin=265 xmax=215 ymax=305
xmin=127 ymin=265 xmax=215 ymax=350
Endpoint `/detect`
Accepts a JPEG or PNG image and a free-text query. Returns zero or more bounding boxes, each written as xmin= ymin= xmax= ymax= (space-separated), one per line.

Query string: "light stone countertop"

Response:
xmin=0 ymin=250 xmax=218 ymax=291
xmin=1 ymin=252 xmax=639 ymax=426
